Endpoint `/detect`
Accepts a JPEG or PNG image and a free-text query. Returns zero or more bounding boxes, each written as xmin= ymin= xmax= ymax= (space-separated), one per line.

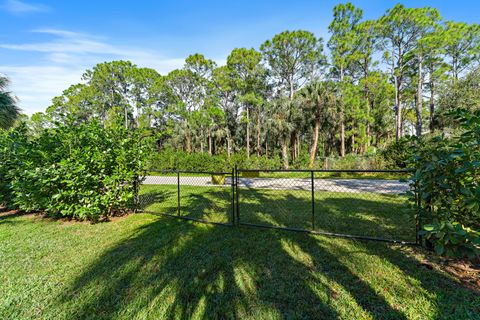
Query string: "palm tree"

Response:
xmin=0 ymin=75 xmax=21 ymax=130
xmin=298 ymin=81 xmax=337 ymax=168
xmin=266 ymin=97 xmax=295 ymax=169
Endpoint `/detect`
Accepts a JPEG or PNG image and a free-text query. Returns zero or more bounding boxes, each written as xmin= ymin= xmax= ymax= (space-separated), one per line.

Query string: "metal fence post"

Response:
xmin=311 ymin=170 xmax=315 ymax=230
xmin=235 ymin=165 xmax=240 ymax=225
xmin=177 ymin=170 xmax=180 ymax=216
xmin=416 ymin=187 xmax=422 ymax=245
xmin=231 ymin=167 xmax=235 ymax=226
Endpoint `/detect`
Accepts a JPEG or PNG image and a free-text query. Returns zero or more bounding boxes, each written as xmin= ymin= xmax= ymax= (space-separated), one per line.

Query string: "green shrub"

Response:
xmin=0 ymin=120 xmax=151 ymax=221
xmin=148 ymin=148 xmax=283 ymax=172
xmin=410 ymin=109 xmax=480 ymax=258
xmin=320 ymin=154 xmax=388 ymax=170
xmin=381 ymin=136 xmax=418 ymax=169
xmin=419 ymin=221 xmax=480 ymax=258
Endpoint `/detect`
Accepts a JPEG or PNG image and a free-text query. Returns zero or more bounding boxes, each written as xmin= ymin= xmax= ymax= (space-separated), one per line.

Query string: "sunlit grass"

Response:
xmin=1 ymin=212 xmax=478 ymax=319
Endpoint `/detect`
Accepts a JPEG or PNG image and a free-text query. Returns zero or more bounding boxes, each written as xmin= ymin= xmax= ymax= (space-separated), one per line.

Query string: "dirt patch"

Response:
xmin=0 ymin=209 xmax=133 ymax=225
xmin=0 ymin=209 xmax=25 ymax=218
xmin=403 ymin=246 xmax=480 ymax=293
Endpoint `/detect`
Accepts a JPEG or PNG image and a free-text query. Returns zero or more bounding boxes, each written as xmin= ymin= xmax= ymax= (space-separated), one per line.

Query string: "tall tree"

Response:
xmin=328 ymin=2 xmax=363 ymax=157
xmin=260 ymin=30 xmax=324 ymax=99
xmin=378 ymin=4 xmax=441 ymax=140
xmin=298 ymin=81 xmax=337 ymax=167
xmin=261 ymin=30 xmax=324 ymax=163
xmin=443 ymin=21 xmax=480 ymax=81
xmin=227 ymin=48 xmax=267 ymax=158
xmin=212 ymin=65 xmax=237 ymax=158
xmin=408 ymin=8 xmax=441 ymax=137
xmin=165 ymin=68 xmax=205 ymax=153
xmin=0 ymin=75 xmax=21 ymax=130
xmin=266 ymin=97 xmax=295 ymax=168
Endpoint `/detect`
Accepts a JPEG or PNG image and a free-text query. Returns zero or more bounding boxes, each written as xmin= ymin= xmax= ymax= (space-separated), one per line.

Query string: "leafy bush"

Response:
xmin=0 ymin=120 xmax=151 ymax=221
xmin=381 ymin=136 xmax=418 ymax=169
xmin=321 ymin=153 xmax=388 ymax=170
xmin=148 ymin=148 xmax=392 ymax=172
xmin=410 ymin=109 xmax=480 ymax=258
xmin=148 ymin=148 xmax=283 ymax=172
xmin=419 ymin=222 xmax=480 ymax=258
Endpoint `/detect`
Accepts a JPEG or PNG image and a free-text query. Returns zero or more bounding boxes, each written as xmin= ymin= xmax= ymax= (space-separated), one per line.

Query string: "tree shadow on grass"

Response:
xmin=238 ymin=187 xmax=414 ymax=242
xmin=52 ymin=188 xmax=480 ymax=319
xmin=54 ymin=218 xmax=340 ymax=319
xmin=138 ymin=187 xmax=177 ymax=215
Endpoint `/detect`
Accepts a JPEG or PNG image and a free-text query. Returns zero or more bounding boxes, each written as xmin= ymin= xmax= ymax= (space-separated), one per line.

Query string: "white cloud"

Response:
xmin=2 ymin=0 xmax=49 ymax=15
xmin=0 ymin=65 xmax=84 ymax=114
xmin=0 ymin=28 xmax=187 ymax=115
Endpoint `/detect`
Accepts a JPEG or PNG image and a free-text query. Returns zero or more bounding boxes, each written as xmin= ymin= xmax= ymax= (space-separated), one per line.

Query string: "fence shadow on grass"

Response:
xmin=51 ymin=203 xmax=479 ymax=319
xmin=138 ymin=187 xmax=177 ymax=215
xmin=238 ymin=187 xmax=414 ymax=242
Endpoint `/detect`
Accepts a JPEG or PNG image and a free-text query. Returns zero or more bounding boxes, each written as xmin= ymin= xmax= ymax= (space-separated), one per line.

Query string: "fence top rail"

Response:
xmin=237 ymin=168 xmax=412 ymax=174
xmin=149 ymin=170 xmax=231 ymax=175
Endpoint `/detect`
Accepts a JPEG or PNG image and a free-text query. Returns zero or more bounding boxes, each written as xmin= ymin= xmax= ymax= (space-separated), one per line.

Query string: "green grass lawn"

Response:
xmin=1 ymin=211 xmax=479 ymax=319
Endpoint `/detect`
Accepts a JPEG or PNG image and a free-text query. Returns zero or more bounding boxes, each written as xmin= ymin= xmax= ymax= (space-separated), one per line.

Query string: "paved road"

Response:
xmin=143 ymin=176 xmax=409 ymax=195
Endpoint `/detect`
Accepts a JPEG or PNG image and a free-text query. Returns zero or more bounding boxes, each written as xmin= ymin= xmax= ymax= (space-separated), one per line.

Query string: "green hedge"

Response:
xmin=410 ymin=109 xmax=480 ymax=258
xmin=147 ymin=148 xmax=392 ymax=172
xmin=147 ymin=148 xmax=283 ymax=172
xmin=0 ymin=121 xmax=150 ymax=221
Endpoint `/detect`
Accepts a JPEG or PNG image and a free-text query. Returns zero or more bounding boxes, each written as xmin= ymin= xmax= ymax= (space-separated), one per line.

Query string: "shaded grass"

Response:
xmin=1 ymin=212 xmax=479 ymax=319
xmin=140 ymin=184 xmax=415 ymax=242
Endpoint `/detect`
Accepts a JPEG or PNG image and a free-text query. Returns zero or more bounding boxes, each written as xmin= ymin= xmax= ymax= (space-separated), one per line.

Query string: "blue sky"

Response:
xmin=1 ymin=0 xmax=480 ymax=115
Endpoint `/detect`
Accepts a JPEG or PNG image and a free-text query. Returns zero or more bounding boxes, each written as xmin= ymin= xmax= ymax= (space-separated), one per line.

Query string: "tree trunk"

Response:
xmin=256 ymin=114 xmax=261 ymax=156
xmin=186 ymin=132 xmax=192 ymax=153
xmin=208 ymin=130 xmax=212 ymax=155
xmin=290 ymin=132 xmax=297 ymax=161
xmin=297 ymin=132 xmax=300 ymax=158
xmin=351 ymin=134 xmax=355 ymax=154
xmin=393 ymin=48 xmax=402 ymax=141
xmin=309 ymin=118 xmax=320 ymax=168
xmin=429 ymin=78 xmax=435 ymax=133
xmin=124 ymin=106 xmax=128 ymax=129
xmin=340 ymin=120 xmax=346 ymax=157
xmin=227 ymin=133 xmax=232 ymax=159
xmin=246 ymin=106 xmax=250 ymax=158
xmin=415 ymin=58 xmax=423 ymax=137
xmin=395 ymin=84 xmax=402 ymax=141
xmin=281 ymin=139 xmax=289 ymax=169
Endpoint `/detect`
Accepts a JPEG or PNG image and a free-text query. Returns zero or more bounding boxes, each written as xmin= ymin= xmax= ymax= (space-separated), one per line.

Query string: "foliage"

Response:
xmin=13 ymin=3 xmax=479 ymax=172
xmin=0 ymin=75 xmax=21 ymax=130
xmin=419 ymin=221 xmax=480 ymax=259
xmin=0 ymin=121 xmax=152 ymax=221
xmin=381 ymin=136 xmax=418 ymax=169
xmin=410 ymin=109 xmax=480 ymax=258
xmin=148 ymin=148 xmax=282 ymax=172
xmin=437 ymin=66 xmax=480 ymax=127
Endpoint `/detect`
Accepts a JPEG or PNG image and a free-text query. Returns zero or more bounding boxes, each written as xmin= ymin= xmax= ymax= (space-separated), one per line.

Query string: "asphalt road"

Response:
xmin=142 ymin=176 xmax=409 ymax=195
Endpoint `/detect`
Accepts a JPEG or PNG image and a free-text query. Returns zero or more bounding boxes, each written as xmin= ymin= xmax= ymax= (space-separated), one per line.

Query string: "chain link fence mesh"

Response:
xmin=138 ymin=169 xmax=415 ymax=243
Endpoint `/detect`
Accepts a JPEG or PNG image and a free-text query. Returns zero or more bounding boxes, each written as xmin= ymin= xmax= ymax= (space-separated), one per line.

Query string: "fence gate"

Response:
xmin=138 ymin=168 xmax=417 ymax=245
xmin=139 ymin=170 xmax=235 ymax=226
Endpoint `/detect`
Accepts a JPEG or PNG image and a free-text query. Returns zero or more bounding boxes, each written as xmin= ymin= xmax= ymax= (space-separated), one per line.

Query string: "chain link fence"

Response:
xmin=138 ymin=168 xmax=416 ymax=244
xmin=139 ymin=170 xmax=234 ymax=226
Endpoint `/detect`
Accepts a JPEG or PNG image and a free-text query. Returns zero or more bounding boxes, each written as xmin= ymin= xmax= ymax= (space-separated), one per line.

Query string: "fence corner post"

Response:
xmin=133 ymin=176 xmax=139 ymax=213
xmin=177 ymin=170 xmax=181 ymax=217
xmin=235 ymin=165 xmax=240 ymax=226
xmin=311 ymin=170 xmax=315 ymax=230
xmin=231 ymin=167 xmax=236 ymax=226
